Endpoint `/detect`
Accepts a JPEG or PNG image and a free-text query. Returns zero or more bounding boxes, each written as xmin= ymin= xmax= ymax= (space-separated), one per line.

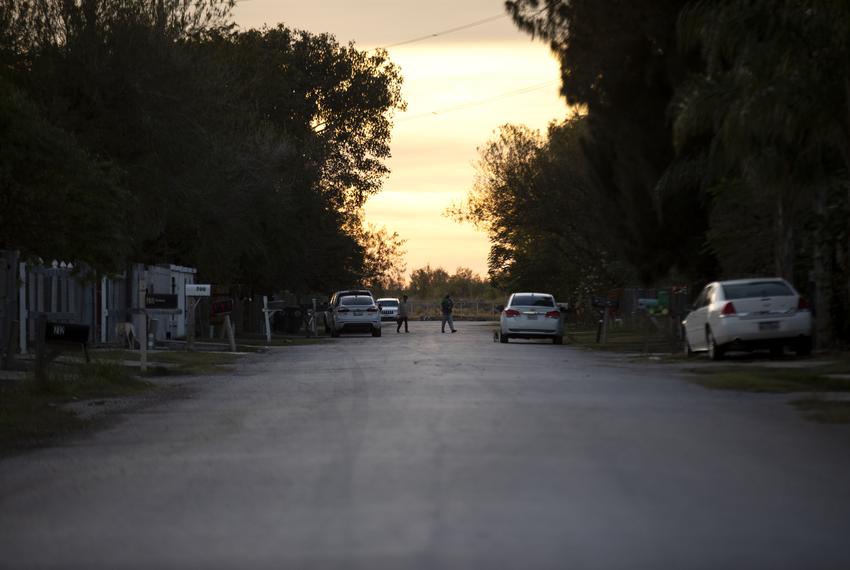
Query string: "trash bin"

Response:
xmin=283 ymin=307 xmax=302 ymax=334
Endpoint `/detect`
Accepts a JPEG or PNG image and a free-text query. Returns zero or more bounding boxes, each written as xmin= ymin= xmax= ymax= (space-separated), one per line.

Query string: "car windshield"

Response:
xmin=379 ymin=300 xmax=399 ymax=307
xmin=510 ymin=295 xmax=554 ymax=307
xmin=722 ymin=282 xmax=794 ymax=300
xmin=340 ymin=296 xmax=374 ymax=306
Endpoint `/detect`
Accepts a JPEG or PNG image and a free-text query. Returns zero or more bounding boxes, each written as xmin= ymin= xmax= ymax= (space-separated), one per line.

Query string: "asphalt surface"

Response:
xmin=2 ymin=321 xmax=850 ymax=569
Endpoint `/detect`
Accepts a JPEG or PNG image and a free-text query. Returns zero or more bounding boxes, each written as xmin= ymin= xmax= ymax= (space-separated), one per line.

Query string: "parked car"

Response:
xmin=376 ymin=297 xmax=400 ymax=321
xmin=499 ymin=292 xmax=564 ymax=344
xmin=682 ymin=278 xmax=812 ymax=360
xmin=328 ymin=294 xmax=382 ymax=337
xmin=325 ymin=289 xmax=372 ymax=331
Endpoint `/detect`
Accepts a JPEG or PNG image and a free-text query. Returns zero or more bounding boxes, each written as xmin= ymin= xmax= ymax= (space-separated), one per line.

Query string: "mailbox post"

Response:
xmin=185 ymin=284 xmax=211 ymax=352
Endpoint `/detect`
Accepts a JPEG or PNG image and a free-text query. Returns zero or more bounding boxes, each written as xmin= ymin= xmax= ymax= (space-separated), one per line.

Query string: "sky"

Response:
xmin=233 ymin=0 xmax=567 ymax=277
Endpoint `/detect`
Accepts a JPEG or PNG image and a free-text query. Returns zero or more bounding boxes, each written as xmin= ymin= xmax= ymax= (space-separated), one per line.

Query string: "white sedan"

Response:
xmin=682 ymin=278 xmax=813 ymax=360
xmin=500 ymin=292 xmax=564 ymax=344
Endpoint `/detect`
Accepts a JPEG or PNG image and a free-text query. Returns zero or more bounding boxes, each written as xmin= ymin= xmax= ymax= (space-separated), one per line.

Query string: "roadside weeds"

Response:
xmin=0 ymin=350 xmax=246 ymax=454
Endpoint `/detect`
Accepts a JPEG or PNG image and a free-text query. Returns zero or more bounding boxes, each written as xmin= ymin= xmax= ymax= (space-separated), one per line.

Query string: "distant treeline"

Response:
xmin=377 ymin=265 xmax=503 ymax=303
xmin=452 ymin=0 xmax=850 ymax=344
xmin=0 ymin=0 xmax=406 ymax=293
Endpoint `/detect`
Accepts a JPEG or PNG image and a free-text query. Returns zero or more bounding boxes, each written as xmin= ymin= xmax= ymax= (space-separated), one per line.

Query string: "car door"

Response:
xmin=685 ymin=285 xmax=711 ymax=350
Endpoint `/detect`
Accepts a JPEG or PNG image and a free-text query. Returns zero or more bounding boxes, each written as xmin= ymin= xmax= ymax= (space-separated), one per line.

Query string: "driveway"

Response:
xmin=1 ymin=322 xmax=849 ymax=569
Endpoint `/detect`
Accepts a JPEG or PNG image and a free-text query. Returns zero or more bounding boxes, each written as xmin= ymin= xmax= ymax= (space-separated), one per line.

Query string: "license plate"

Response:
xmin=759 ymin=321 xmax=779 ymax=331
xmin=353 ymin=311 xmax=363 ymax=316
xmin=526 ymin=314 xmax=538 ymax=320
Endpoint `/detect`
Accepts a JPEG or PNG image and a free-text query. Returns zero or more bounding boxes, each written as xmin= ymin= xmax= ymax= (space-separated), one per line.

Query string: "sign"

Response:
xmin=145 ymin=293 xmax=178 ymax=310
xmin=186 ymin=283 xmax=211 ymax=297
xmin=211 ymin=298 xmax=233 ymax=316
xmin=45 ymin=322 xmax=90 ymax=344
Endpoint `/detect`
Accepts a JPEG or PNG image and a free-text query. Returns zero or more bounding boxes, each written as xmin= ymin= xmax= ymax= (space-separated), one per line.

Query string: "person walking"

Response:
xmin=396 ymin=294 xmax=410 ymax=333
xmin=441 ymin=293 xmax=457 ymax=333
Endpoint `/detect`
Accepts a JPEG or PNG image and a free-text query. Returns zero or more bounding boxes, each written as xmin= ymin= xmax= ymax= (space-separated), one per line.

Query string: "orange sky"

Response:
xmin=233 ymin=1 xmax=566 ymax=277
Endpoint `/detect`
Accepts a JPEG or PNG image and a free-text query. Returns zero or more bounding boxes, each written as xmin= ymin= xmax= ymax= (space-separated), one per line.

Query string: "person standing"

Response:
xmin=441 ymin=293 xmax=457 ymax=333
xmin=396 ymin=294 xmax=410 ymax=333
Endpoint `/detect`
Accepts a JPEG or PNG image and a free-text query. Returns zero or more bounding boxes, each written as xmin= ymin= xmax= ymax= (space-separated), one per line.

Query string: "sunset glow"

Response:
xmin=234 ymin=1 xmax=567 ymax=277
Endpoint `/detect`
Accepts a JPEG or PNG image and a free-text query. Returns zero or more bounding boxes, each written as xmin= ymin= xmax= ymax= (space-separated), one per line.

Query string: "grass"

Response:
xmin=568 ymin=327 xmax=678 ymax=353
xmin=90 ymin=349 xmax=244 ymax=375
xmin=791 ymin=398 xmax=850 ymax=423
xmin=0 ymin=361 xmax=154 ymax=452
xmin=688 ymin=367 xmax=850 ymax=393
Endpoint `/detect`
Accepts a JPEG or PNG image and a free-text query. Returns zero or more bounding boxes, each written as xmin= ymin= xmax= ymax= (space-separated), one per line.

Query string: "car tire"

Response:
xmin=553 ymin=335 xmax=563 ymax=345
xmin=707 ymin=329 xmax=724 ymax=361
xmin=500 ymin=332 xmax=509 ymax=344
xmin=795 ymin=337 xmax=813 ymax=356
xmin=769 ymin=344 xmax=784 ymax=357
xmin=331 ymin=328 xmax=340 ymax=338
xmin=372 ymin=327 xmax=382 ymax=338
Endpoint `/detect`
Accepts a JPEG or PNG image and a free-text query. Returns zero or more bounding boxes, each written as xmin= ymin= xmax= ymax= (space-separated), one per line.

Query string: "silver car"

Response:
xmin=329 ymin=294 xmax=382 ymax=338
xmin=682 ymin=278 xmax=813 ymax=360
xmin=500 ymin=292 xmax=564 ymax=344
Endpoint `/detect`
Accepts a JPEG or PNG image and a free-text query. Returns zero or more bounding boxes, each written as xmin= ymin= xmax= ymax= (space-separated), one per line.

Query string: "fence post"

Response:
xmin=224 ymin=314 xmax=236 ymax=352
xmin=34 ymin=314 xmax=47 ymax=388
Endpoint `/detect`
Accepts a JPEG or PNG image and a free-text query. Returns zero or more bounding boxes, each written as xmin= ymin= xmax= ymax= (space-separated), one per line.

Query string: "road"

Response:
xmin=2 ymin=322 xmax=850 ymax=569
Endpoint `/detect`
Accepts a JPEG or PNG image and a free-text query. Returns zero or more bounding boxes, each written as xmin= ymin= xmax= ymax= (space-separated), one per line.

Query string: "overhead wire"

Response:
xmin=379 ymin=13 xmax=508 ymax=49
xmin=397 ymin=80 xmax=560 ymax=122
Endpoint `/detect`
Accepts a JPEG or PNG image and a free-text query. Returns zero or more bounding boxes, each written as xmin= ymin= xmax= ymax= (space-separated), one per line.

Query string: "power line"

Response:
xmin=397 ymin=80 xmax=559 ymax=122
xmin=380 ymin=13 xmax=507 ymax=49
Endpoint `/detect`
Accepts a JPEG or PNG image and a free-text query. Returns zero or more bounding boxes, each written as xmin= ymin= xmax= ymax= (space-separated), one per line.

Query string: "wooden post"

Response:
xmin=138 ymin=276 xmax=147 ymax=374
xmin=263 ymin=296 xmax=272 ymax=345
xmin=187 ymin=297 xmax=196 ymax=352
xmin=34 ymin=314 xmax=47 ymax=388
xmin=224 ymin=314 xmax=236 ymax=352
xmin=18 ymin=262 xmax=27 ymax=355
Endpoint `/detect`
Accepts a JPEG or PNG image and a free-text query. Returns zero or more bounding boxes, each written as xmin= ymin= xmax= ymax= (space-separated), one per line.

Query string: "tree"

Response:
xmin=0 ymin=78 xmax=130 ymax=271
xmin=357 ymin=225 xmax=407 ymax=293
xmin=673 ymin=0 xmax=850 ymax=342
xmin=0 ymin=2 xmax=407 ymax=294
xmin=506 ymin=0 xmax=706 ymax=284
xmin=450 ymin=119 xmax=635 ymax=303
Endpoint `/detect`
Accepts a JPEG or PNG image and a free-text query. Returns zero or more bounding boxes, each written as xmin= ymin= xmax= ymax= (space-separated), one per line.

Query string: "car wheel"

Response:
xmin=372 ymin=327 xmax=382 ymax=337
xmin=331 ymin=328 xmax=340 ymax=338
xmin=769 ymin=344 xmax=784 ymax=357
xmin=500 ymin=332 xmax=509 ymax=344
xmin=707 ymin=329 xmax=724 ymax=361
xmin=795 ymin=337 xmax=813 ymax=356
xmin=553 ymin=335 xmax=563 ymax=345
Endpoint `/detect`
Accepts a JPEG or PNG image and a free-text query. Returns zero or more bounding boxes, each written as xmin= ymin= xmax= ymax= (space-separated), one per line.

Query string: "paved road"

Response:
xmin=2 ymin=322 xmax=850 ymax=569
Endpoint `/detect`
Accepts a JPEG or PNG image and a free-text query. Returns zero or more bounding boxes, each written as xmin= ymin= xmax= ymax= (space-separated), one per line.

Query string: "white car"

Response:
xmin=329 ymin=294 xmax=382 ymax=337
xmin=376 ymin=297 xmax=400 ymax=321
xmin=682 ymin=278 xmax=812 ymax=360
xmin=500 ymin=292 xmax=564 ymax=344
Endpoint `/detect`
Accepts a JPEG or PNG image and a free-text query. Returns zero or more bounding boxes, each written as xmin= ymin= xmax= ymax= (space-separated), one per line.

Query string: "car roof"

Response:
xmin=713 ymin=278 xmax=789 ymax=286
xmin=510 ymin=292 xmax=554 ymax=297
xmin=376 ymin=297 xmax=399 ymax=301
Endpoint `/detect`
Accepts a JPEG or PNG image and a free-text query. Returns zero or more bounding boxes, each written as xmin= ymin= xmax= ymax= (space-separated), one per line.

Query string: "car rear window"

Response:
xmin=722 ymin=282 xmax=794 ymax=300
xmin=340 ymin=296 xmax=374 ymax=306
xmin=510 ymin=294 xmax=555 ymax=307
xmin=379 ymin=300 xmax=399 ymax=307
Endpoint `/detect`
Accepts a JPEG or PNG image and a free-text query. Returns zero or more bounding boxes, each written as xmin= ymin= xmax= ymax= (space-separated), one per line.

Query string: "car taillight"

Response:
xmin=545 ymin=310 xmax=560 ymax=319
xmin=720 ymin=301 xmax=736 ymax=317
xmin=366 ymin=306 xmax=378 ymax=312
xmin=798 ymin=297 xmax=811 ymax=311
xmin=504 ymin=309 xmax=520 ymax=317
